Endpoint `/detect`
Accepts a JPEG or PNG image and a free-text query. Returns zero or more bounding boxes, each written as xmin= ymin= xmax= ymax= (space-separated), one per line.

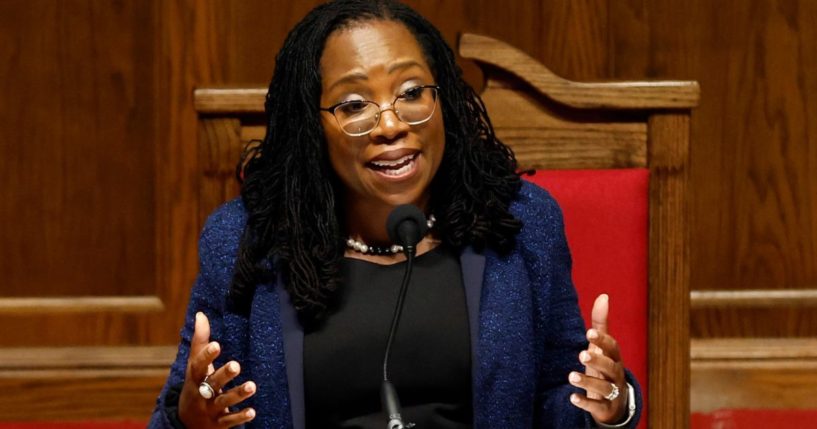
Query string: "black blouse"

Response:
xmin=304 ymin=244 xmax=473 ymax=428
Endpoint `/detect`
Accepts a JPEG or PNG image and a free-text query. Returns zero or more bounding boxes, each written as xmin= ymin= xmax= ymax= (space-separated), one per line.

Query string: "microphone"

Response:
xmin=386 ymin=204 xmax=428 ymax=257
xmin=380 ymin=204 xmax=427 ymax=429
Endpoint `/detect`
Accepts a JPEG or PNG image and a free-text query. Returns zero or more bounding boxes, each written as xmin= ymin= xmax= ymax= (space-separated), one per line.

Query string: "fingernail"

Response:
xmin=587 ymin=329 xmax=598 ymax=340
xmin=569 ymin=372 xmax=581 ymax=383
xmin=228 ymin=361 xmax=239 ymax=372
xmin=244 ymin=382 xmax=255 ymax=393
xmin=208 ymin=342 xmax=218 ymax=354
xmin=246 ymin=408 xmax=256 ymax=418
xmin=195 ymin=312 xmax=202 ymax=322
xmin=570 ymin=394 xmax=580 ymax=404
xmin=580 ymin=351 xmax=590 ymax=363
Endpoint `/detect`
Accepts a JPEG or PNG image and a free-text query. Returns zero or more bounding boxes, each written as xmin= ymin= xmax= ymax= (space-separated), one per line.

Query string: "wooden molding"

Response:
xmin=647 ymin=113 xmax=691 ymax=429
xmin=458 ymin=33 xmax=700 ymax=109
xmin=692 ymin=338 xmax=817 ymax=364
xmin=194 ymin=88 xmax=265 ymax=113
xmin=691 ymin=338 xmax=817 ymax=412
xmin=0 ymin=346 xmax=175 ymax=420
xmin=0 ymin=346 xmax=176 ymax=371
xmin=0 ymin=296 xmax=165 ymax=314
xmin=691 ymin=289 xmax=817 ymax=308
xmin=478 ymin=86 xmax=649 ymax=169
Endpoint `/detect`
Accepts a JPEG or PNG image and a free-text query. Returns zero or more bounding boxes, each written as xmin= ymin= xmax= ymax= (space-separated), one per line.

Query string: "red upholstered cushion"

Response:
xmin=0 ymin=422 xmax=146 ymax=429
xmin=691 ymin=409 xmax=817 ymax=428
xmin=525 ymin=169 xmax=648 ymax=428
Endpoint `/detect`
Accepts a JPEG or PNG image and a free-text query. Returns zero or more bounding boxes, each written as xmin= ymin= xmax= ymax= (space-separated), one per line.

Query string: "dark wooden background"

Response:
xmin=1 ymin=0 xmax=816 ymax=419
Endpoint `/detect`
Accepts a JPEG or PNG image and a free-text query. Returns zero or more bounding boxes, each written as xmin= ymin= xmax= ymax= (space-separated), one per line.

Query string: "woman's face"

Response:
xmin=319 ymin=20 xmax=445 ymax=213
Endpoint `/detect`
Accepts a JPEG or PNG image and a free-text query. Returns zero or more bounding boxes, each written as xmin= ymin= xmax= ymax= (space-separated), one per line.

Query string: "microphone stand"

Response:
xmin=381 ymin=245 xmax=415 ymax=429
xmin=381 ymin=205 xmax=427 ymax=429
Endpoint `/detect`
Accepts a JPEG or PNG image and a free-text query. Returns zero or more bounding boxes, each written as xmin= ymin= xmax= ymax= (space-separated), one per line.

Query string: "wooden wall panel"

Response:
xmin=691 ymin=338 xmax=817 ymax=411
xmin=604 ymin=0 xmax=817 ymax=336
xmin=0 ymin=1 xmax=156 ymax=299
xmin=623 ymin=0 xmax=817 ymax=337
xmin=0 ymin=346 xmax=173 ymax=420
xmin=462 ymin=1 xmax=610 ymax=80
xmin=0 ymin=0 xmax=173 ymax=350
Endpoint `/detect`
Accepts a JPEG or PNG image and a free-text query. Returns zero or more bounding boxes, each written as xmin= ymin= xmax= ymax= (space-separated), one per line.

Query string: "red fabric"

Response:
xmin=0 ymin=422 xmax=146 ymax=429
xmin=525 ymin=169 xmax=649 ymax=428
xmin=691 ymin=409 xmax=817 ymax=428
xmin=5 ymin=409 xmax=815 ymax=429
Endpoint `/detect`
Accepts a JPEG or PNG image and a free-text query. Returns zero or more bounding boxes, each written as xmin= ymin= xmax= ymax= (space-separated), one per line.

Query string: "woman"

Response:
xmin=149 ymin=0 xmax=641 ymax=427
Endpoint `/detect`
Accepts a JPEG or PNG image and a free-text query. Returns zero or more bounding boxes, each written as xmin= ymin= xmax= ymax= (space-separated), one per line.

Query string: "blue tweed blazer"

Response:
xmin=149 ymin=182 xmax=642 ymax=428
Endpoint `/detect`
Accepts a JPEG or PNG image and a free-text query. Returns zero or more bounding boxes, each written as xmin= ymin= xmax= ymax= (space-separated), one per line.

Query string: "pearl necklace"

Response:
xmin=346 ymin=215 xmax=436 ymax=255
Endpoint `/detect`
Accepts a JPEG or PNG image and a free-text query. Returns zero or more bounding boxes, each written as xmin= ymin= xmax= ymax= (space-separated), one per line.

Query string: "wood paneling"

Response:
xmin=0 ymin=297 xmax=163 ymax=314
xmin=199 ymin=117 xmax=243 ymax=225
xmin=691 ymin=338 xmax=817 ymax=411
xmin=691 ymin=289 xmax=817 ymax=308
xmin=0 ymin=0 xmax=176 ymax=350
xmin=615 ymin=0 xmax=817 ymax=337
xmin=614 ymin=0 xmax=817 ymax=322
xmin=0 ymin=347 xmax=174 ymax=419
xmin=0 ymin=1 xmax=156 ymax=299
xmin=608 ymin=0 xmax=817 ymax=334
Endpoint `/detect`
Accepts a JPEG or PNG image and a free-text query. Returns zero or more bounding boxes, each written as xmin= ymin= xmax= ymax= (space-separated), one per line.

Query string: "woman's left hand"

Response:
xmin=568 ymin=294 xmax=629 ymax=425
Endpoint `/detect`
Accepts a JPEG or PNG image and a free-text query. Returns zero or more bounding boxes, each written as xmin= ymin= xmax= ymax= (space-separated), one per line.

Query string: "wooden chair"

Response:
xmin=193 ymin=33 xmax=699 ymax=428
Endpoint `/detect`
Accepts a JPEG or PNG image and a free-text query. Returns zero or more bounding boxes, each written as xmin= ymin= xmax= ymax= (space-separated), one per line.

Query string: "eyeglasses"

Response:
xmin=320 ymin=85 xmax=439 ymax=137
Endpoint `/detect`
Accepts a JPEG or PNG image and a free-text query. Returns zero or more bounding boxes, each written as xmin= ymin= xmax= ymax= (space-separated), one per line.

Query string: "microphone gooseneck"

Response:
xmin=380 ymin=204 xmax=426 ymax=429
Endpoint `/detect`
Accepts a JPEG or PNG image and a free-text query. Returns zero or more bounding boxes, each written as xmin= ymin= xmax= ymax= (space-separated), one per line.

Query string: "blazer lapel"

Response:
xmin=459 ymin=246 xmax=485 ymax=384
xmin=244 ymin=281 xmax=297 ymax=429
xmin=473 ymin=250 xmax=537 ymax=427
xmin=278 ymin=282 xmax=306 ymax=429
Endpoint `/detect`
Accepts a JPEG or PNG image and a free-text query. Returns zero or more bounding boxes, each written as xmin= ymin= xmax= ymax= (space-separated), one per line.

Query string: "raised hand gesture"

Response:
xmin=568 ymin=294 xmax=630 ymax=425
xmin=178 ymin=312 xmax=257 ymax=428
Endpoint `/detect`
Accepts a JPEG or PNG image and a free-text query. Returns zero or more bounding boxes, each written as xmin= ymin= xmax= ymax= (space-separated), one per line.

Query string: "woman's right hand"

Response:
xmin=178 ymin=312 xmax=257 ymax=428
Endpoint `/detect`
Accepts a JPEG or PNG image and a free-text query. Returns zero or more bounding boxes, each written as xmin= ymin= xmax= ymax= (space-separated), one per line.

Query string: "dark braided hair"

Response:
xmin=231 ymin=0 xmax=522 ymax=327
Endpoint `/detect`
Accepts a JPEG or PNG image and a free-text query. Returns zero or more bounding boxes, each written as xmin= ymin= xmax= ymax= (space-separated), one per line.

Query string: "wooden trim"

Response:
xmin=691 ymin=338 xmax=817 ymax=411
xmin=692 ymin=338 xmax=817 ymax=361
xmin=0 ymin=368 xmax=170 ymax=378
xmin=0 ymin=346 xmax=175 ymax=420
xmin=691 ymin=289 xmax=817 ymax=308
xmin=648 ymin=113 xmax=691 ymax=429
xmin=477 ymin=86 xmax=650 ymax=169
xmin=0 ymin=296 xmax=165 ymax=314
xmin=459 ymin=33 xmax=700 ymax=109
xmin=0 ymin=372 xmax=168 ymax=420
xmin=194 ymin=88 xmax=265 ymax=113
xmin=199 ymin=117 xmax=243 ymax=224
xmin=0 ymin=346 xmax=176 ymax=370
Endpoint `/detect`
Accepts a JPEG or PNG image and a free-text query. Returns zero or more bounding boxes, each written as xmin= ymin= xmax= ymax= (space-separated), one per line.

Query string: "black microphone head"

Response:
xmin=386 ymin=204 xmax=428 ymax=251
